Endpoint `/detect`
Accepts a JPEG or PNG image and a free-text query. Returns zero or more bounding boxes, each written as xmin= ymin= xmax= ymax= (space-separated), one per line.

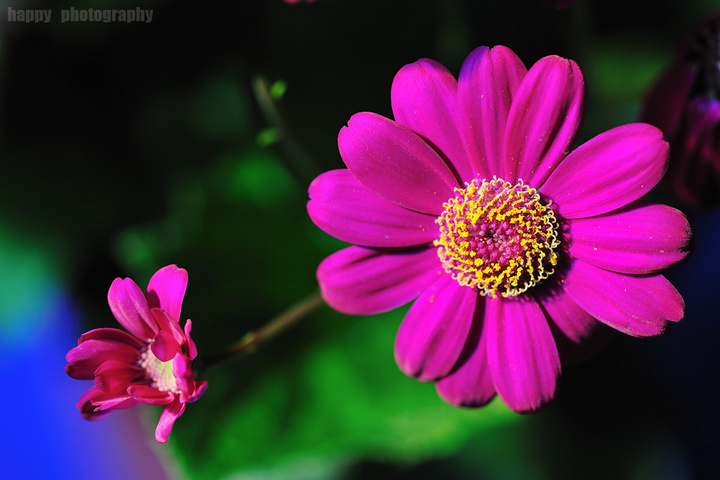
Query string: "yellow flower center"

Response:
xmin=139 ymin=346 xmax=180 ymax=394
xmin=435 ymin=177 xmax=560 ymax=297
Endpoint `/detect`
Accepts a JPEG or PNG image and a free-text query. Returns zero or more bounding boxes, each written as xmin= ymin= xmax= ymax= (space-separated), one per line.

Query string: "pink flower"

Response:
xmin=640 ymin=15 xmax=720 ymax=205
xmin=65 ymin=265 xmax=208 ymax=443
xmin=308 ymin=45 xmax=691 ymax=412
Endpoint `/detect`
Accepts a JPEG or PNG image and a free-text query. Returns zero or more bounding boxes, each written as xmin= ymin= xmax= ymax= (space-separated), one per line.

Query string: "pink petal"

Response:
xmin=151 ymin=330 xmax=183 ymax=362
xmin=435 ymin=305 xmax=496 ymax=407
xmin=66 ymin=339 xmax=140 ymax=380
xmin=486 ymin=296 xmax=560 ymax=412
xmin=87 ymin=387 xmax=142 ymax=414
xmin=540 ymin=123 xmax=669 ymax=219
xmin=458 ymin=45 xmax=527 ymax=180
xmin=77 ymin=387 xmax=114 ymax=420
xmin=108 ymin=277 xmax=157 ymax=341
xmin=186 ymin=380 xmax=209 ymax=403
xmin=317 ymin=246 xmax=442 ymax=315
xmin=537 ymin=289 xmax=616 ymax=365
xmin=78 ymin=327 xmax=145 ymax=350
xmin=338 ymin=112 xmax=458 ymax=215
xmin=307 ymin=169 xmax=438 ymax=247
xmin=505 ymin=55 xmax=585 ymax=186
xmin=152 ymin=308 xmax=186 ymax=345
xmin=93 ymin=395 xmax=140 ymax=413
xmin=562 ymin=259 xmax=685 ymax=337
xmin=184 ymin=320 xmax=198 ymax=360
xmin=394 ymin=274 xmax=478 ymax=381
xmin=172 ymin=353 xmax=195 ymax=399
xmin=155 ymin=398 xmax=186 ymax=444
xmin=94 ymin=360 xmax=144 ymax=393
xmin=568 ymin=202 xmax=693 ymax=274
xmin=391 ymin=58 xmax=473 ymax=182
xmin=146 ymin=265 xmax=188 ymax=323
xmin=127 ymin=385 xmax=175 ymax=405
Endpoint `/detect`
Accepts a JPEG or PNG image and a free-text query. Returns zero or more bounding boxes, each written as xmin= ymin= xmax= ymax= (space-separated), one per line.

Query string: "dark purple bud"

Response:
xmin=641 ymin=15 xmax=720 ymax=205
xmin=668 ymin=99 xmax=720 ymax=204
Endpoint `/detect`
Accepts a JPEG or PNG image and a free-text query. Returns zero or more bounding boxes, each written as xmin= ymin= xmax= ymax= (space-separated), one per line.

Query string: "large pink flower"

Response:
xmin=308 ymin=45 xmax=692 ymax=412
xmin=66 ymin=265 xmax=208 ymax=443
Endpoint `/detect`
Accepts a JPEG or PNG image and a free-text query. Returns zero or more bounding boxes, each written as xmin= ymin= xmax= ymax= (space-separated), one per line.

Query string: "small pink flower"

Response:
xmin=308 ymin=45 xmax=691 ymax=412
xmin=66 ymin=265 xmax=208 ymax=443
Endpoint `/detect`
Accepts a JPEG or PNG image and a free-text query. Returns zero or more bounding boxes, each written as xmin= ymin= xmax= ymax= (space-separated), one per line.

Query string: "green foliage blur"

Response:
xmin=3 ymin=0 xmax=720 ymax=479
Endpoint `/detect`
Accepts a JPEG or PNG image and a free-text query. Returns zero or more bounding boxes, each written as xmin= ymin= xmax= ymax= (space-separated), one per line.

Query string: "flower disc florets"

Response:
xmin=435 ymin=177 xmax=560 ymax=297
xmin=139 ymin=346 xmax=180 ymax=394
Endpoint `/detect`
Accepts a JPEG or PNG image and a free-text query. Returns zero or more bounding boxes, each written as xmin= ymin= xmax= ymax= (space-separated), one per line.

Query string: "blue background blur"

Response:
xmin=3 ymin=0 xmax=720 ymax=479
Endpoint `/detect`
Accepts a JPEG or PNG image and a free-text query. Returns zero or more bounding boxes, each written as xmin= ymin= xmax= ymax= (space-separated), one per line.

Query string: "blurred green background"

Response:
xmin=2 ymin=0 xmax=720 ymax=478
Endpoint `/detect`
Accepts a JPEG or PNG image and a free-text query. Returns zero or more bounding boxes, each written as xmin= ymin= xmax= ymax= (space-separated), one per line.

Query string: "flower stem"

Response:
xmin=197 ymin=291 xmax=324 ymax=373
xmin=251 ymin=75 xmax=320 ymax=185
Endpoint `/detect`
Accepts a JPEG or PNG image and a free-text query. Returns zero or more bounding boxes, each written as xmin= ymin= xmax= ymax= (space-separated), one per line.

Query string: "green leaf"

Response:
xmin=170 ymin=306 xmax=519 ymax=480
xmin=269 ymin=80 xmax=289 ymax=100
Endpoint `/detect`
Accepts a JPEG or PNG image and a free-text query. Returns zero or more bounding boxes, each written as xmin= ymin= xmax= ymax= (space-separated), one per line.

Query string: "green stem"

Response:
xmin=198 ymin=291 xmax=324 ymax=373
xmin=251 ymin=75 xmax=320 ymax=184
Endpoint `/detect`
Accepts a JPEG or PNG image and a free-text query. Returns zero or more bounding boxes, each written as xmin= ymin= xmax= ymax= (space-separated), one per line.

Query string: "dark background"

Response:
xmin=1 ymin=0 xmax=718 ymax=479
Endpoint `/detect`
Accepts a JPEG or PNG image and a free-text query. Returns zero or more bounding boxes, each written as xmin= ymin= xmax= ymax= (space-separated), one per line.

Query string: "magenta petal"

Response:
xmin=338 ymin=112 xmax=458 ymax=214
xmin=505 ymin=55 xmax=585 ymax=185
xmin=394 ymin=274 xmax=477 ymax=381
xmin=90 ymin=389 xmax=141 ymax=413
xmin=307 ymin=169 xmax=438 ymax=247
xmin=155 ymin=398 xmax=186 ymax=444
xmin=186 ymin=380 xmax=209 ymax=403
xmin=569 ymin=202 xmax=693 ymax=274
xmin=94 ymin=360 xmax=143 ymax=393
xmin=486 ymin=297 xmax=560 ymax=412
xmin=435 ymin=304 xmax=496 ymax=408
xmin=537 ymin=289 xmax=616 ymax=364
xmin=458 ymin=45 xmax=527 ymax=180
xmin=78 ymin=387 xmax=114 ymax=420
xmin=562 ymin=259 xmax=685 ymax=337
xmin=146 ymin=264 xmax=188 ymax=323
xmin=172 ymin=353 xmax=195 ymax=399
xmin=184 ymin=320 xmax=198 ymax=360
xmin=541 ymin=123 xmax=669 ymax=218
xmin=538 ymin=290 xmax=595 ymax=345
xmin=317 ymin=246 xmax=442 ymax=315
xmin=128 ymin=385 xmax=175 ymax=405
xmin=108 ymin=277 xmax=157 ymax=341
xmin=151 ymin=331 xmax=183 ymax=362
xmin=391 ymin=58 xmax=473 ymax=182
xmin=79 ymin=328 xmax=145 ymax=350
xmin=152 ymin=308 xmax=186 ymax=345
xmin=66 ymin=339 xmax=140 ymax=380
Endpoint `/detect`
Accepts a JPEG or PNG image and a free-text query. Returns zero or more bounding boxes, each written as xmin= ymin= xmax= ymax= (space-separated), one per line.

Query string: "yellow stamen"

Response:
xmin=435 ymin=177 xmax=560 ymax=297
